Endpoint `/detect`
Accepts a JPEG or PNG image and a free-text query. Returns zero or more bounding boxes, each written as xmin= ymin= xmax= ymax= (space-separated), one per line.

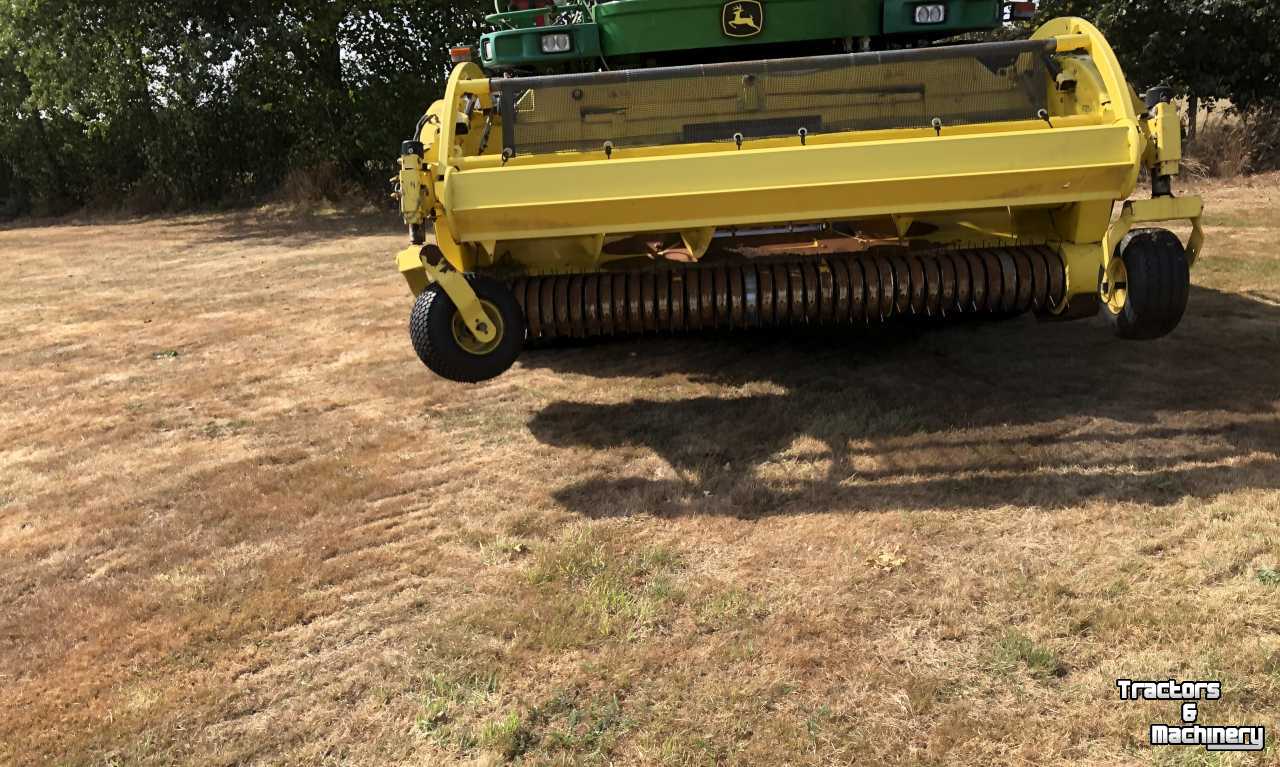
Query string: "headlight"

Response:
xmin=914 ymin=4 xmax=947 ymax=23
xmin=540 ymin=33 xmax=572 ymax=54
xmin=481 ymin=38 xmax=492 ymax=61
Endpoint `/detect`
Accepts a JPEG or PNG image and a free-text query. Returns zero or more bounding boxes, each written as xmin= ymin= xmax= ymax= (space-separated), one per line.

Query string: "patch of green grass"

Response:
xmin=990 ymin=630 xmax=1065 ymax=680
xmin=479 ymin=535 xmax=531 ymax=565
xmin=200 ymin=419 xmax=252 ymax=439
xmin=529 ymin=527 xmax=686 ymax=642
xmin=461 ymin=690 xmax=631 ymax=764
xmin=415 ymin=697 xmax=450 ymax=735
xmin=528 ymin=528 xmax=682 ymax=586
xmin=657 ymin=733 xmax=728 ymax=767
xmin=467 ymin=527 xmax=686 ymax=648
xmin=805 ymin=704 xmax=832 ymax=749
xmin=535 ymin=690 xmax=628 ymax=758
xmin=413 ymin=668 xmax=500 ymax=742
xmin=479 ymin=712 xmax=539 ymax=761
xmin=1197 ymin=253 xmax=1280 ymax=285
xmin=1153 ymin=747 xmax=1249 ymax=767
xmin=503 ymin=510 xmax=553 ymax=539
xmin=721 ymin=635 xmax=761 ymax=663
xmin=646 ymin=573 xmax=683 ymax=603
xmin=431 ymin=405 xmax=528 ymax=440
xmin=1102 ymin=578 xmax=1131 ymax=598
xmin=1256 ymin=567 xmax=1280 ymax=586
xmin=528 ymin=528 xmax=612 ymax=585
xmin=1200 ymin=213 xmax=1261 ymax=229
xmin=695 ymin=587 xmax=765 ymax=632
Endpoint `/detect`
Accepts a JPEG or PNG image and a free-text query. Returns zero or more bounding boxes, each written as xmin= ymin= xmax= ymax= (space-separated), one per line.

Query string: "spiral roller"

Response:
xmin=512 ymin=245 xmax=1066 ymax=341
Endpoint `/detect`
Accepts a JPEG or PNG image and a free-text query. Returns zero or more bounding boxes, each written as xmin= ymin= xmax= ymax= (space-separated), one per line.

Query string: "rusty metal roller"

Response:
xmin=514 ymin=245 xmax=1066 ymax=342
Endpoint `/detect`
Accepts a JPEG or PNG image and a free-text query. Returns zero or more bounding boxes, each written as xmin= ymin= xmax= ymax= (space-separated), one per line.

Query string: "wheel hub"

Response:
xmin=1102 ymin=258 xmax=1129 ymax=314
xmin=451 ymin=299 xmax=505 ymax=355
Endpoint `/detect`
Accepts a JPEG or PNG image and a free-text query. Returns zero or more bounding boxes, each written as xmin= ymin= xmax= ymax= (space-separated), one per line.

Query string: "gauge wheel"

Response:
xmin=1103 ymin=228 xmax=1190 ymax=340
xmin=409 ymin=275 xmax=525 ymax=382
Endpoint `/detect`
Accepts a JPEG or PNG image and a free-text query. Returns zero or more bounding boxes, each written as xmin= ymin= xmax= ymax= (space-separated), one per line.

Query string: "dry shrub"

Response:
xmin=1238 ymin=103 xmax=1280 ymax=174
xmin=1185 ymin=102 xmax=1280 ymax=178
xmin=276 ymin=161 xmax=365 ymax=206
xmin=1184 ymin=110 xmax=1249 ymax=178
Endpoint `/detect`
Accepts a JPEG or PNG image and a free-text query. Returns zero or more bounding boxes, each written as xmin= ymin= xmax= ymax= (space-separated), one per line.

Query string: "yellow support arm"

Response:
xmin=395 ymin=245 xmax=497 ymax=344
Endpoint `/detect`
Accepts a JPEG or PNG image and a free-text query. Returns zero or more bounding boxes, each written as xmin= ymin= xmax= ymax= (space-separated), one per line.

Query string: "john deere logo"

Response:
xmin=722 ymin=1 xmax=764 ymax=38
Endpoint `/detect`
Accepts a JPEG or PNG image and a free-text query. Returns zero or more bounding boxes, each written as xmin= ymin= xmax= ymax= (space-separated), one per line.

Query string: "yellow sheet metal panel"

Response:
xmin=1035 ymin=19 xmax=1131 ymax=122
xmin=444 ymin=124 xmax=1137 ymax=242
xmin=497 ymin=47 xmax=1052 ymax=156
xmin=1034 ymin=18 xmax=1142 ymax=195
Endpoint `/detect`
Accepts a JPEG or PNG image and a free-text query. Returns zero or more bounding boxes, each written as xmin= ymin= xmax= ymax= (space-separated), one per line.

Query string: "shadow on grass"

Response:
xmin=523 ymin=286 xmax=1280 ymax=517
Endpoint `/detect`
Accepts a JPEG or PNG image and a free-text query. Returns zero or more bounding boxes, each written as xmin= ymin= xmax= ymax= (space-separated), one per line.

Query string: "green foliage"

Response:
xmin=1034 ymin=0 xmax=1280 ymax=106
xmin=0 ymin=1 xmax=488 ymax=216
xmin=4 ymin=1 xmax=1279 ymax=216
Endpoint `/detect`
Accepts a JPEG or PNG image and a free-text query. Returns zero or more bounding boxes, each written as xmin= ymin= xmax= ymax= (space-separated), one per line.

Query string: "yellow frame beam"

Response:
xmin=441 ymin=124 xmax=1138 ymax=243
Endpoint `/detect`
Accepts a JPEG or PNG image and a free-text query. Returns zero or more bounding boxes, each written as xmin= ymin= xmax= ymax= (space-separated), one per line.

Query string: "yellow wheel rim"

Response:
xmin=451 ymin=299 xmax=505 ymax=356
xmin=1102 ymin=258 xmax=1128 ymax=314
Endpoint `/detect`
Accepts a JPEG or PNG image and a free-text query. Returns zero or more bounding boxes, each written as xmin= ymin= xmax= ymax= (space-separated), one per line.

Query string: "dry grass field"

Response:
xmin=2 ymin=176 xmax=1279 ymax=766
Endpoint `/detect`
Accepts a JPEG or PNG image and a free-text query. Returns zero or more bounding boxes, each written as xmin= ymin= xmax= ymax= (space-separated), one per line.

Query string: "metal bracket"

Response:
xmin=395 ymin=245 xmax=497 ymax=344
xmin=680 ymin=227 xmax=715 ymax=261
xmin=1102 ymin=196 xmax=1205 ymax=268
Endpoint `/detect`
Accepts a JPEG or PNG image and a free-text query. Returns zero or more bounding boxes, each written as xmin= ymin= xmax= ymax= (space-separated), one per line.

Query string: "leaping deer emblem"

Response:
xmin=724 ymin=2 xmax=763 ymax=36
xmin=729 ymin=5 xmax=760 ymax=31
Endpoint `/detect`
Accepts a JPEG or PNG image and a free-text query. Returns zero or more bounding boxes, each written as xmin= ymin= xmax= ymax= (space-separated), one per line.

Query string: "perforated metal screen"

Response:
xmin=492 ymin=39 xmax=1055 ymax=156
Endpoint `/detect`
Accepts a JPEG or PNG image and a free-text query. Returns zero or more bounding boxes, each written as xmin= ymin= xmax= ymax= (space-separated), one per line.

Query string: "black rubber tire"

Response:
xmin=409 ymin=275 xmax=525 ymax=383
xmin=1106 ymin=228 xmax=1190 ymax=340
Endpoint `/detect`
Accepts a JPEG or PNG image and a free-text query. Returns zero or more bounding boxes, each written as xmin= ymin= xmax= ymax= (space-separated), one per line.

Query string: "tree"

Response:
xmin=1034 ymin=0 xmax=1280 ymax=110
xmin=0 ymin=0 xmax=488 ymax=216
